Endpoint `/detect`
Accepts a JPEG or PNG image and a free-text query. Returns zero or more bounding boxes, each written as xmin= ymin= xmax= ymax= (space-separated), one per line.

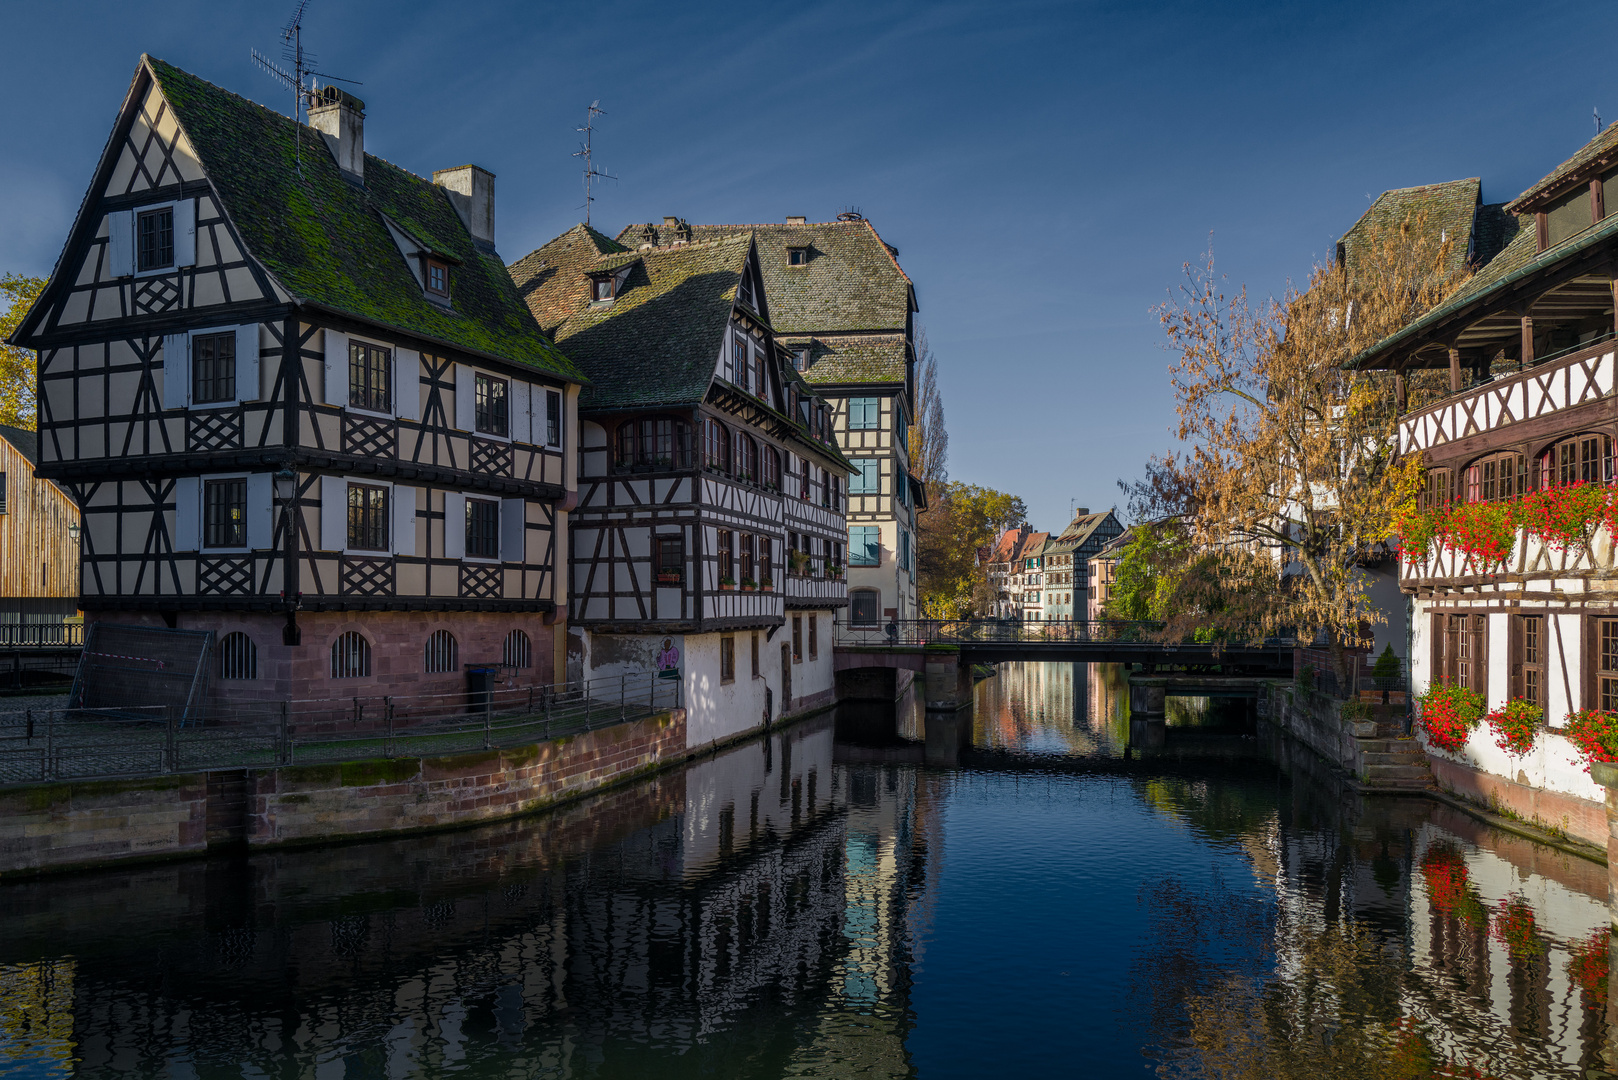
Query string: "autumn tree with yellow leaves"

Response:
xmin=1142 ymin=214 xmax=1465 ymax=682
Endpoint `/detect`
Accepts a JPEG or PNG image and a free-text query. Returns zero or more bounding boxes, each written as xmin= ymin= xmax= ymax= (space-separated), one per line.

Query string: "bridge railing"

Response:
xmin=834 ymin=618 xmax=1188 ymax=648
xmin=0 ymin=623 xmax=84 ymax=648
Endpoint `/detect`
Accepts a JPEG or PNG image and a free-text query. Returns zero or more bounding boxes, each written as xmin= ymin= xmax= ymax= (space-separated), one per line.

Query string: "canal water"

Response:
xmin=0 ymin=663 xmax=1611 ymax=1078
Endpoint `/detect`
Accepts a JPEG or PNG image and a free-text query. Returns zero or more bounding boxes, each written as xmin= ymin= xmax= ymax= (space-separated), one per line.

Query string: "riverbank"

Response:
xmin=0 ymin=697 xmax=843 ymax=880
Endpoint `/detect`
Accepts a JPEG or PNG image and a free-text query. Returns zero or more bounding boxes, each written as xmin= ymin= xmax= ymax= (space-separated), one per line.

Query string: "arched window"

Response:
xmin=1536 ymin=433 xmax=1614 ymax=489
xmin=424 ymin=629 xmax=458 ymax=673
xmin=705 ymin=419 xmax=730 ymax=472
xmin=219 ymin=632 xmax=257 ymax=680
xmin=331 ymin=632 xmax=371 ymax=679
xmin=763 ymin=447 xmax=781 ymax=490
xmin=1421 ymin=468 xmax=1453 ymax=510
xmin=503 ymin=629 xmax=532 ymax=668
xmin=1463 ymin=452 xmax=1525 ymax=503
xmin=616 ymin=417 xmax=692 ymax=470
xmin=734 ymin=433 xmax=757 ymax=482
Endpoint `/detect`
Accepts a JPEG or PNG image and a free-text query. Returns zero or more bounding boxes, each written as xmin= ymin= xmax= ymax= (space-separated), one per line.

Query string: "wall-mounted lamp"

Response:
xmin=273 ymin=466 xmax=297 ymax=501
xmin=67 ymin=521 xmax=81 ymax=543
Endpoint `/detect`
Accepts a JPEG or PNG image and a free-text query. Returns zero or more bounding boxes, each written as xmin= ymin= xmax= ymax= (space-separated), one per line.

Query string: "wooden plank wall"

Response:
xmin=0 ymin=434 xmax=80 ymax=603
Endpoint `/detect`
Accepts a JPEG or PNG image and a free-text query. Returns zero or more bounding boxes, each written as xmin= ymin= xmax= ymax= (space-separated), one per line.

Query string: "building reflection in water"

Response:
xmin=0 ymin=664 xmax=1610 ymax=1078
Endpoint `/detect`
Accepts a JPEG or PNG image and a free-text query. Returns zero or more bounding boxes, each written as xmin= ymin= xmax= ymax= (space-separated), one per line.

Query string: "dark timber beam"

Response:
xmin=1448 ymin=346 xmax=1462 ymax=392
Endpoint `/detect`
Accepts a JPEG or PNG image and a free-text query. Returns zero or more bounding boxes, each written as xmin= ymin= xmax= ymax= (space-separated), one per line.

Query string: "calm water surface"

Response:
xmin=0 ymin=663 xmax=1612 ymax=1078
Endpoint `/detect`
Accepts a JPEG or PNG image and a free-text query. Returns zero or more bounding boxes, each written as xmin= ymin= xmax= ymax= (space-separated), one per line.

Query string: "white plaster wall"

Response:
xmin=1486 ymin=611 xmax=1509 ymax=709
xmin=787 ymin=610 xmax=836 ymax=712
xmin=1419 ymin=726 xmax=1604 ymax=803
xmin=681 ymin=719 xmax=835 ymax=874
xmin=1411 ymin=598 xmax=1433 ymax=697
xmin=683 ymin=631 xmax=771 ymax=748
xmin=1548 ymin=612 xmax=1583 ymax=728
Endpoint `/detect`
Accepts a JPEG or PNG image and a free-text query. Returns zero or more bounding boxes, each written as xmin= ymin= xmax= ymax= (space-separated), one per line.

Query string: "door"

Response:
xmin=781 ymin=643 xmax=792 ymax=714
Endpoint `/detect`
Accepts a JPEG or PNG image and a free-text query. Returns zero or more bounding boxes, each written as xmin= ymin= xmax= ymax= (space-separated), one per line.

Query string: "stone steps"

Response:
xmin=1364 ymin=763 xmax=1434 ymax=783
xmin=1363 ymin=750 xmax=1427 ymax=766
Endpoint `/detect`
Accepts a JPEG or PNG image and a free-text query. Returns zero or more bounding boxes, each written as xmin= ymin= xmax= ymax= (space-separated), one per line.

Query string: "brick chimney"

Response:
xmin=434 ymin=165 xmax=496 ymax=250
xmin=787 ymin=215 xmax=807 ymax=225
xmin=309 ymin=87 xmax=365 ymax=184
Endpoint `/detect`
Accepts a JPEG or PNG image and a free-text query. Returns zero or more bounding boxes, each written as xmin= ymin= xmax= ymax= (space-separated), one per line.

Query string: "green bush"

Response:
xmin=1372 ymin=645 xmax=1401 ymax=682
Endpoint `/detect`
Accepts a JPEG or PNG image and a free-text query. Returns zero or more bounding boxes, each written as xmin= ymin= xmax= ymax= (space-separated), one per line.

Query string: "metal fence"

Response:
xmin=1296 ymin=647 xmax=1411 ymax=700
xmin=0 ymin=623 xmax=83 ymax=647
xmin=833 ymin=618 xmax=1275 ymax=648
xmin=0 ymin=670 xmax=681 ymax=787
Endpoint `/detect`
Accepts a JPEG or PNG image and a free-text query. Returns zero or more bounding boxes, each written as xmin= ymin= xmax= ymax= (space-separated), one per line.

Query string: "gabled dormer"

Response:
xmin=1507 ymin=123 xmax=1618 ymax=252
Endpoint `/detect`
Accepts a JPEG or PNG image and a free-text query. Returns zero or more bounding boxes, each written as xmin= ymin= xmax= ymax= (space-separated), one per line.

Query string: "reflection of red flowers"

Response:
xmin=1490 ymin=894 xmax=1544 ymax=959
xmin=1386 ymin=1017 xmax=1502 ymax=1079
xmin=1420 ymin=846 xmax=1487 ymax=929
xmin=1568 ymin=929 xmax=1610 ymax=1011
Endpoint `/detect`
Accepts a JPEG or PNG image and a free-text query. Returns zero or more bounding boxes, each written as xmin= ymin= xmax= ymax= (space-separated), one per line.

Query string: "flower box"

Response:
xmin=720 ymin=583 xmax=735 ymax=591
xmin=656 ymin=573 xmax=682 ymax=585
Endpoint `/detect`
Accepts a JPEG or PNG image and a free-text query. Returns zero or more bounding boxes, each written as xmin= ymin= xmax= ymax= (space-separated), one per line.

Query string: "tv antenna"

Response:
xmin=573 ymin=101 xmax=618 ymax=226
xmin=251 ymin=1 xmax=362 ymax=174
xmin=1597 ymin=106 xmax=1605 ymax=134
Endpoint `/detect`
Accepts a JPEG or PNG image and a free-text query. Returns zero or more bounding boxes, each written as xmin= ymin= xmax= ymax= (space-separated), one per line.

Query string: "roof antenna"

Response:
xmin=1597 ymin=107 xmax=1605 ymax=135
xmin=251 ymin=1 xmax=362 ymax=175
xmin=574 ymin=101 xmax=618 ymax=227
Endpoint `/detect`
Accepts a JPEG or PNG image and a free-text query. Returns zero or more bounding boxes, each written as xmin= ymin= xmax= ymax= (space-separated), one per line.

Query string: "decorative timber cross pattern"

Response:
xmin=1403 ymin=350 xmax=1615 ymax=452
xmin=469 ymin=437 xmax=513 ymax=476
xmin=460 ymin=563 xmax=501 ymax=599
xmin=341 ymin=556 xmax=395 ymax=596
xmin=188 ymin=410 xmax=243 ymax=452
xmin=343 ymin=414 xmax=397 ymax=459
xmin=198 ymin=555 xmax=254 ymax=596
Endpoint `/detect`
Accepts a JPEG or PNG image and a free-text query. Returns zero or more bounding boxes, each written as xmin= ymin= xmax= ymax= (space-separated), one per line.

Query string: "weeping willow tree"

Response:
xmin=1145 ymin=213 xmax=1466 ymax=682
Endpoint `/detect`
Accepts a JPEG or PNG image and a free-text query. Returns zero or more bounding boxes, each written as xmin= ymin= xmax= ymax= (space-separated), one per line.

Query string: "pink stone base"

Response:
xmin=1427 ymin=753 xmax=1607 ymax=847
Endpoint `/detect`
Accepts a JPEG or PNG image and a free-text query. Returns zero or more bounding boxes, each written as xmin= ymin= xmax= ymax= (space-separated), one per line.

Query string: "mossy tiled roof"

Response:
xmin=618 ymin=220 xmax=914 ymax=334
xmin=510 ymin=231 xmax=753 ymax=410
xmin=779 ymin=334 xmax=907 ymax=387
xmin=1339 ymin=178 xmax=1480 ymax=276
xmin=1508 ymin=122 xmax=1618 ymax=211
xmin=146 ymin=58 xmax=582 ymax=383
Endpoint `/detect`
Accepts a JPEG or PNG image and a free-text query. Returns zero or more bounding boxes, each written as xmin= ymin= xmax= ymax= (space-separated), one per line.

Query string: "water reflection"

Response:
xmin=0 ymin=663 xmax=1609 ymax=1078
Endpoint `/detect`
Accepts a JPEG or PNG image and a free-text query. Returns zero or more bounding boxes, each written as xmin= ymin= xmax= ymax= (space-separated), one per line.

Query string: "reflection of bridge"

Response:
xmin=834 ymin=620 xmax=1295 ymax=672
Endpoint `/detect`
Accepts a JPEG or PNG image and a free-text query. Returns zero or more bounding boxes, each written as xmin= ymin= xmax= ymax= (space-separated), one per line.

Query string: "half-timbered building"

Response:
xmin=510 ymin=223 xmax=852 ymax=743
xmin=9 ymin=57 xmax=585 ymax=704
xmin=1351 ymin=125 xmax=1618 ymax=828
xmin=634 ymin=215 xmax=921 ymax=627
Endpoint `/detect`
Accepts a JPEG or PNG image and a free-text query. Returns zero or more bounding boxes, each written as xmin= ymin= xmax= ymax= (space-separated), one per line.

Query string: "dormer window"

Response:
xmin=793 ymin=347 xmax=810 ymax=371
xmin=425 ymin=259 xmax=450 ymax=297
xmin=787 ymin=246 xmax=808 ymax=267
xmin=591 ymin=276 xmax=615 ymax=302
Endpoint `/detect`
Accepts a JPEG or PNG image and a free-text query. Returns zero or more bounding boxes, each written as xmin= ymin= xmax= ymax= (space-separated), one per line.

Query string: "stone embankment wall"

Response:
xmin=0 ymin=709 xmax=685 ymax=878
xmin=1263 ymin=683 xmax=1380 ymax=773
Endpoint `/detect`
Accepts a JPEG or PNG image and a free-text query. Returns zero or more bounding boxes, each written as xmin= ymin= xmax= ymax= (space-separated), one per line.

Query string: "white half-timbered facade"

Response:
xmin=512 ymin=225 xmax=851 ymax=743
xmin=11 ymin=57 xmax=586 ymax=703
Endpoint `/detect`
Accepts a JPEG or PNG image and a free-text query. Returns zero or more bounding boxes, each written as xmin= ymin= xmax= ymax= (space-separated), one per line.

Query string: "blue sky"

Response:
xmin=0 ymin=1 xmax=1609 ymax=530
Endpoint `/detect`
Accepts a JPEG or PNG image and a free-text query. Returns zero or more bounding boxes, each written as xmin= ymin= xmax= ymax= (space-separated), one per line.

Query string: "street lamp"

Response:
xmin=67 ymin=521 xmax=81 ymax=544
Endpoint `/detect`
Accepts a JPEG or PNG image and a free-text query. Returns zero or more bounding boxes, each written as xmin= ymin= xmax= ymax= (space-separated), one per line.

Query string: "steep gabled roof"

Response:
xmin=1508 ymin=122 xmax=1618 ymax=212
xmin=778 ymin=333 xmax=907 ymax=387
xmin=507 ymin=223 xmax=628 ymax=337
xmin=1339 ymin=178 xmax=1480 ymax=276
xmin=0 ymin=425 xmax=39 ymax=467
xmin=620 ymin=219 xmax=915 ymax=335
xmin=102 ymin=58 xmax=581 ymax=382
xmin=1093 ymin=527 xmax=1135 ymax=561
xmin=510 ymin=231 xmax=754 ymax=410
xmin=1056 ymin=510 xmax=1118 ymax=550
xmin=1014 ymin=531 xmax=1049 ymax=563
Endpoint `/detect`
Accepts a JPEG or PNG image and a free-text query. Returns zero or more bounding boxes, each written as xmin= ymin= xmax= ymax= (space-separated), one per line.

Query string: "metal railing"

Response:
xmin=832 ymin=618 xmax=1280 ymax=649
xmin=0 ymin=623 xmax=84 ymax=648
xmin=0 ymin=670 xmax=681 ymax=787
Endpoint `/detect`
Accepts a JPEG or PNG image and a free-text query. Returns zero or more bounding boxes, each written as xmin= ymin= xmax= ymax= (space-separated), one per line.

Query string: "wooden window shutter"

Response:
xmin=173 ymin=476 xmax=200 ymax=551
xmin=1476 ymin=614 xmax=1490 ymax=699
xmin=442 ymin=493 xmax=466 ymax=559
xmin=323 ymin=331 xmax=349 ymax=406
xmin=391 ymin=485 xmax=417 ymax=556
xmin=500 ymin=498 xmax=526 ymax=562
xmin=245 ymin=473 xmax=273 ymax=550
xmin=1507 ymin=614 xmax=1521 ymax=701
xmin=236 ymin=324 xmax=259 ymax=402
xmin=394 ymin=349 xmax=420 ymax=420
xmin=172 ymin=198 xmax=196 ymax=267
xmin=106 ymin=209 xmax=133 ymax=277
xmin=455 ymin=364 xmax=476 ymax=430
xmin=162 ymin=334 xmax=189 ymax=409
xmin=1430 ymin=611 xmax=1443 ymax=686
xmin=320 ymin=476 xmax=347 ymax=551
xmin=509 ymin=380 xmax=531 ymax=443
xmin=1585 ymin=613 xmax=1600 ymax=713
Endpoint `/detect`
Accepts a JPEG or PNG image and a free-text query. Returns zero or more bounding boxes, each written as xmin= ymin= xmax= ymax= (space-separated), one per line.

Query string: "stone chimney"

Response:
xmin=1074 ymin=507 xmax=1090 ymax=518
xmin=308 ymin=87 xmax=365 ymax=184
xmin=434 ymin=165 xmax=496 ymax=250
xmin=787 ymin=215 xmax=807 ymax=225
